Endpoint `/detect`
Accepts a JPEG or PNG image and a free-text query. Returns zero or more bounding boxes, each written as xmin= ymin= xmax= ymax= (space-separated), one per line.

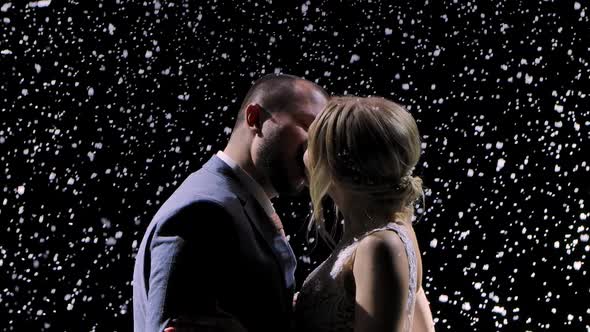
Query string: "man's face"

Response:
xmin=256 ymin=89 xmax=327 ymax=197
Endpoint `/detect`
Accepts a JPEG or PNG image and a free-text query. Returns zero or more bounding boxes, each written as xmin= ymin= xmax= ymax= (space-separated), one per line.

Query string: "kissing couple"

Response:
xmin=133 ymin=74 xmax=435 ymax=332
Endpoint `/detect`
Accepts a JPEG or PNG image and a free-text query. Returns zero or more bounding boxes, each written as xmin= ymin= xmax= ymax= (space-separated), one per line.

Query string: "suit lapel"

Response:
xmin=243 ymin=199 xmax=297 ymax=315
xmin=243 ymin=195 xmax=294 ymax=315
xmin=202 ymin=155 xmax=289 ymax=290
xmin=243 ymin=198 xmax=285 ymax=275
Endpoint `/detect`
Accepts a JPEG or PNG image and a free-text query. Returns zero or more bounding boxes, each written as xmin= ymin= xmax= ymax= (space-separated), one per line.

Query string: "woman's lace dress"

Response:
xmin=294 ymin=222 xmax=417 ymax=332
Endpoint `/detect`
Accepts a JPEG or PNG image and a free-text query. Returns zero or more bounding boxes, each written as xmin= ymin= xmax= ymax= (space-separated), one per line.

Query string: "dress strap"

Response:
xmin=366 ymin=222 xmax=417 ymax=331
xmin=328 ymin=221 xmax=418 ymax=332
xmin=382 ymin=222 xmax=418 ymax=316
xmin=331 ymin=222 xmax=418 ymax=309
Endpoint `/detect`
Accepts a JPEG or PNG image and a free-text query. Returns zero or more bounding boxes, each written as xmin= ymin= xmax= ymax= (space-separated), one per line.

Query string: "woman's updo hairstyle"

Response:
xmin=306 ymin=96 xmax=423 ymax=231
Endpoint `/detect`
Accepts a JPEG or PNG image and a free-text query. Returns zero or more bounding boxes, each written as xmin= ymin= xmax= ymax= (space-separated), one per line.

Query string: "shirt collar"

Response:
xmin=216 ymin=151 xmax=276 ymax=217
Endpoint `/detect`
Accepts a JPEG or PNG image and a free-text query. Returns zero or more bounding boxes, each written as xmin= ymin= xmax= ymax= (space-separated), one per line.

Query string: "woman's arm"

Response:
xmin=412 ymin=288 xmax=435 ymax=332
xmin=352 ymin=232 xmax=410 ymax=332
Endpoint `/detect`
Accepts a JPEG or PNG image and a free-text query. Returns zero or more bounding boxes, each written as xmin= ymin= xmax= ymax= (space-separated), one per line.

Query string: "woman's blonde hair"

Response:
xmin=306 ymin=96 xmax=423 ymax=245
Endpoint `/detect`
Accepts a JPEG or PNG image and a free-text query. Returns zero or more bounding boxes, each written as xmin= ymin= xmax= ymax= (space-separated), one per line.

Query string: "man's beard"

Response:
xmin=258 ymin=139 xmax=302 ymax=197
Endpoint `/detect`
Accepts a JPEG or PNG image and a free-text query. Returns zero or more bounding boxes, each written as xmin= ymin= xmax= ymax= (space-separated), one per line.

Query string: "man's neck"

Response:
xmin=222 ymin=146 xmax=278 ymax=199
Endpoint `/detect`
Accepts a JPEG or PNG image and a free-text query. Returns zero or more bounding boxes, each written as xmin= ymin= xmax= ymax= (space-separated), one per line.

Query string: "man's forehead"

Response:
xmin=293 ymin=80 xmax=327 ymax=101
xmin=292 ymin=94 xmax=325 ymax=114
xmin=278 ymin=81 xmax=327 ymax=122
xmin=294 ymin=108 xmax=318 ymax=122
xmin=280 ymin=105 xmax=318 ymax=130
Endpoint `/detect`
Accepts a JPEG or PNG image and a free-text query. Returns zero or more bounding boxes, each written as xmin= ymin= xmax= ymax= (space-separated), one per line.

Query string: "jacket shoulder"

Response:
xmin=149 ymin=169 xmax=244 ymax=235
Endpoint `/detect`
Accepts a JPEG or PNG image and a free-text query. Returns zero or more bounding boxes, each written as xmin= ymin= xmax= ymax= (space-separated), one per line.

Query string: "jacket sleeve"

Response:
xmin=144 ymin=200 xmax=247 ymax=332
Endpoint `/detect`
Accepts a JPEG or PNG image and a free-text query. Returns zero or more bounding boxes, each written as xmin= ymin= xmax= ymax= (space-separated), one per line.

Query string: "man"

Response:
xmin=133 ymin=73 xmax=329 ymax=332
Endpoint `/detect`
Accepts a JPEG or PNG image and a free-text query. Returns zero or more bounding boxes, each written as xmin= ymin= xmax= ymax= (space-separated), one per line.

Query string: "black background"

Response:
xmin=1 ymin=0 xmax=589 ymax=331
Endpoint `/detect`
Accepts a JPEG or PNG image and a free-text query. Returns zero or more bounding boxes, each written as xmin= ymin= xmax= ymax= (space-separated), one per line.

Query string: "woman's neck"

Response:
xmin=336 ymin=203 xmax=414 ymax=246
xmin=329 ymin=186 xmax=409 ymax=246
xmin=338 ymin=208 xmax=391 ymax=245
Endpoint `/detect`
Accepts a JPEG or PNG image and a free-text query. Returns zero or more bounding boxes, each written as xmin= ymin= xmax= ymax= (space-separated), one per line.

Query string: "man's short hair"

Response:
xmin=233 ymin=73 xmax=328 ymax=128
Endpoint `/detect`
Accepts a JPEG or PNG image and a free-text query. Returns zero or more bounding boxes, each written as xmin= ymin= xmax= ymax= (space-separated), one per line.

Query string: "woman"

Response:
xmin=294 ymin=96 xmax=435 ymax=332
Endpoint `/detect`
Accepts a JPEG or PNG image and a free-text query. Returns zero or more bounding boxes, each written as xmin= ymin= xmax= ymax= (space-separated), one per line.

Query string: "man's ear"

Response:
xmin=245 ymin=104 xmax=264 ymax=133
